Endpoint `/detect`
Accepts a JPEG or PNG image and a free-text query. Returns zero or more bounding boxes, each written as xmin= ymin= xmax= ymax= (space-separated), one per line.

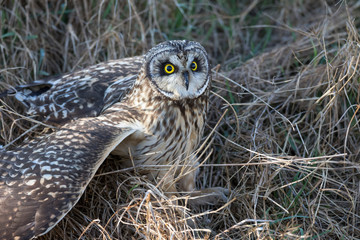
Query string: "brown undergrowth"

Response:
xmin=1 ymin=1 xmax=360 ymax=239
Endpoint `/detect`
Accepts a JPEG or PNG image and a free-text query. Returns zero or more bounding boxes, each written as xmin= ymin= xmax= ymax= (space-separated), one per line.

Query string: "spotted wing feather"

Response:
xmin=1 ymin=57 xmax=143 ymax=125
xmin=0 ymin=117 xmax=138 ymax=240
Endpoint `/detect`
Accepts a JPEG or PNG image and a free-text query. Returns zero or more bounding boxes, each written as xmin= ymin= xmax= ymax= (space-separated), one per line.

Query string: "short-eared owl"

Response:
xmin=0 ymin=40 xmax=221 ymax=239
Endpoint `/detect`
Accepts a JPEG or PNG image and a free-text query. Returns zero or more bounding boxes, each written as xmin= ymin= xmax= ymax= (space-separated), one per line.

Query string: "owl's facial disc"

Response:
xmin=145 ymin=40 xmax=210 ymax=100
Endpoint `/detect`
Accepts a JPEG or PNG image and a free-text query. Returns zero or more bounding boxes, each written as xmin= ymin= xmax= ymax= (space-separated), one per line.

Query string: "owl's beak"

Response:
xmin=182 ymin=71 xmax=189 ymax=90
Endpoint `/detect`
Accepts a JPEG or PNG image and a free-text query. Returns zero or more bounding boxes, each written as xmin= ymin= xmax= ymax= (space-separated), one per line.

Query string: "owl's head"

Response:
xmin=145 ymin=40 xmax=211 ymax=100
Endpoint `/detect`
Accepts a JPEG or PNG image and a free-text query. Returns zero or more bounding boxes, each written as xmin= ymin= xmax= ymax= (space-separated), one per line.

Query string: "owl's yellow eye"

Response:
xmin=164 ymin=64 xmax=175 ymax=74
xmin=190 ymin=61 xmax=197 ymax=71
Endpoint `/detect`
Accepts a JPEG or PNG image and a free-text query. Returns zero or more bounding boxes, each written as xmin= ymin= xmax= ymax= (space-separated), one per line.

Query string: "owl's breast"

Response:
xmin=136 ymin=104 xmax=205 ymax=166
xmin=112 ymin=102 xmax=205 ymax=171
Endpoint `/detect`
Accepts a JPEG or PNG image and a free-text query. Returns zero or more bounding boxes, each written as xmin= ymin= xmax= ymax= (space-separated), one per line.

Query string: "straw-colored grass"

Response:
xmin=1 ymin=0 xmax=360 ymax=239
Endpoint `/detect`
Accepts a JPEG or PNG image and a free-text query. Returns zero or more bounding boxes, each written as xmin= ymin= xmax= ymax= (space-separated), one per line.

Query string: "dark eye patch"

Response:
xmin=191 ymin=58 xmax=202 ymax=72
xmin=159 ymin=61 xmax=178 ymax=75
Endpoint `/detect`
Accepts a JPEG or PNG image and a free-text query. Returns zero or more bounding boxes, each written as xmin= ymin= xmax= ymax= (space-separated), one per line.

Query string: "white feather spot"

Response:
xmin=25 ymin=179 xmax=37 ymax=186
xmin=62 ymin=110 xmax=68 ymax=118
xmin=80 ymin=75 xmax=92 ymax=81
xmin=49 ymin=103 xmax=56 ymax=111
xmin=43 ymin=174 xmax=52 ymax=180
xmin=41 ymin=166 xmax=51 ymax=171
xmin=39 ymin=106 xmax=46 ymax=113
xmin=33 ymin=148 xmax=44 ymax=153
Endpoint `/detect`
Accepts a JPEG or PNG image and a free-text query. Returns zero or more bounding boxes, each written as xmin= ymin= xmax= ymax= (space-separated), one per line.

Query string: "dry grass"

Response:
xmin=1 ymin=0 xmax=360 ymax=239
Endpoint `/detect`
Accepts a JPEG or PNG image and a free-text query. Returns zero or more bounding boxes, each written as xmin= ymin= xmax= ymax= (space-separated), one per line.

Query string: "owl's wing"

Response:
xmin=0 ymin=116 xmax=140 ymax=239
xmin=0 ymin=57 xmax=142 ymax=125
